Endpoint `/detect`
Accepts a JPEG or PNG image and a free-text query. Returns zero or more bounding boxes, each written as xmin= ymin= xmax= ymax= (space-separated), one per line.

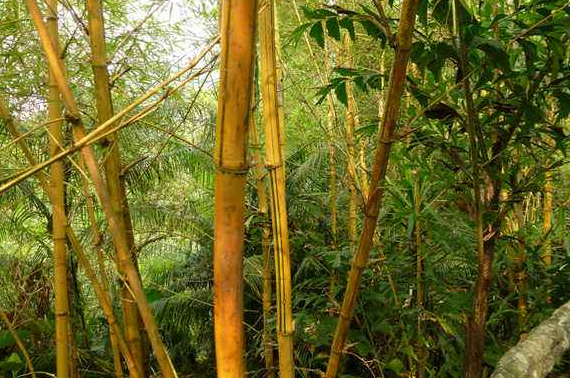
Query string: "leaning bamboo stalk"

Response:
xmin=45 ymin=2 xmax=71 ymax=377
xmin=0 ymin=97 xmax=142 ymax=378
xmin=258 ymin=0 xmax=295 ymax=376
xmin=85 ymin=0 xmax=146 ymax=373
xmin=23 ymin=2 xmax=177 ymax=377
xmin=0 ymin=38 xmax=218 ymax=195
xmin=325 ymin=1 xmax=420 ymax=377
xmin=250 ymin=94 xmax=275 ymax=378
xmin=213 ymin=1 xmax=257 ymax=377
xmin=0 ymin=306 xmax=37 ymax=378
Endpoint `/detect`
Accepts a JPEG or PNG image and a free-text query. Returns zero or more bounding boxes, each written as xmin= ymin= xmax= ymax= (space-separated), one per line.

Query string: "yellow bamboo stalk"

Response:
xmin=258 ymin=0 xmax=295 ymax=376
xmin=45 ymin=2 xmax=71 ymax=377
xmin=213 ymin=1 xmax=257 ymax=377
xmin=325 ymin=1 xmax=420 ymax=376
xmin=85 ymin=0 xmax=146 ymax=373
xmin=513 ymin=200 xmax=527 ymax=337
xmin=23 ymin=2 xmax=178 ymax=377
xmin=250 ymin=95 xmax=275 ymax=378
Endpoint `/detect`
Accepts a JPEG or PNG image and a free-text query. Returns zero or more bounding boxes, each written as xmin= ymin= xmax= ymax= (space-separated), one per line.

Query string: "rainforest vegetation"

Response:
xmin=1 ymin=0 xmax=570 ymax=377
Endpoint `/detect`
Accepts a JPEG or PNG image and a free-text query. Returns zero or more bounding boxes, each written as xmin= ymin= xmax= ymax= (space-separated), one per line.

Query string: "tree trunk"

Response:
xmin=213 ymin=1 xmax=257 ymax=377
xmin=258 ymin=0 xmax=295 ymax=376
xmin=490 ymin=300 xmax=570 ymax=378
xmin=85 ymin=0 xmax=147 ymax=374
xmin=324 ymin=1 xmax=420 ymax=376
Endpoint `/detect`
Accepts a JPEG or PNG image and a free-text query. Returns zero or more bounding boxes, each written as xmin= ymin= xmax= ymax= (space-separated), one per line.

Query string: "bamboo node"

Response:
xmin=264 ymin=162 xmax=283 ymax=171
xmin=215 ymin=164 xmax=249 ymax=175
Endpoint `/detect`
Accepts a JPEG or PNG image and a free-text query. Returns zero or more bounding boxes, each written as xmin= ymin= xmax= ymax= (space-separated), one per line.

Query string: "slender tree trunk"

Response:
xmin=258 ymin=1 xmax=295 ymax=376
xmin=250 ymin=88 xmax=275 ymax=378
xmin=325 ymin=1 xmax=420 ymax=376
xmin=513 ymin=200 xmax=527 ymax=338
xmin=0 ymin=97 xmax=142 ymax=378
xmin=46 ymin=2 xmax=71 ymax=377
xmin=24 ymin=2 xmax=177 ymax=377
xmin=213 ymin=1 xmax=257 ymax=377
xmin=85 ymin=1 xmax=147 ymax=374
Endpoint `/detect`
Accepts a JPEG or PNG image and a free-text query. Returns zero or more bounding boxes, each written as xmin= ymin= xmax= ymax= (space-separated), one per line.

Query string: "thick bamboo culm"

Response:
xmin=250 ymin=94 xmax=275 ymax=378
xmin=45 ymin=2 xmax=71 ymax=377
xmin=258 ymin=0 xmax=295 ymax=377
xmin=324 ymin=1 xmax=420 ymax=377
xmin=85 ymin=0 xmax=146 ymax=374
xmin=23 ymin=1 xmax=178 ymax=377
xmin=213 ymin=1 xmax=257 ymax=377
xmin=0 ymin=97 xmax=143 ymax=378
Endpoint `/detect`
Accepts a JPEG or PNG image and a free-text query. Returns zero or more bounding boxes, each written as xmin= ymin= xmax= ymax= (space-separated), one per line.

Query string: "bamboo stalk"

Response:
xmin=23 ymin=2 xmax=178 ymax=377
xmin=213 ymin=1 xmax=257 ymax=377
xmin=324 ymin=1 xmax=420 ymax=377
xmin=250 ymin=93 xmax=275 ymax=378
xmin=513 ymin=200 xmax=527 ymax=338
xmin=0 ymin=307 xmax=37 ymax=378
xmin=258 ymin=0 xmax=295 ymax=376
xmin=45 ymin=3 xmax=71 ymax=377
xmin=85 ymin=0 xmax=146 ymax=374
xmin=0 ymin=96 xmax=142 ymax=378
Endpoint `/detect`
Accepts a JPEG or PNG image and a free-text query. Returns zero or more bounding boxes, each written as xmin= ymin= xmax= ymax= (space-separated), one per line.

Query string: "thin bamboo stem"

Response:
xmin=23 ymin=2 xmax=177 ymax=377
xmin=213 ymin=1 xmax=257 ymax=377
xmin=543 ymin=169 xmax=552 ymax=304
xmin=258 ymin=0 xmax=295 ymax=376
xmin=325 ymin=1 xmax=420 ymax=376
xmin=413 ymin=170 xmax=426 ymax=378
